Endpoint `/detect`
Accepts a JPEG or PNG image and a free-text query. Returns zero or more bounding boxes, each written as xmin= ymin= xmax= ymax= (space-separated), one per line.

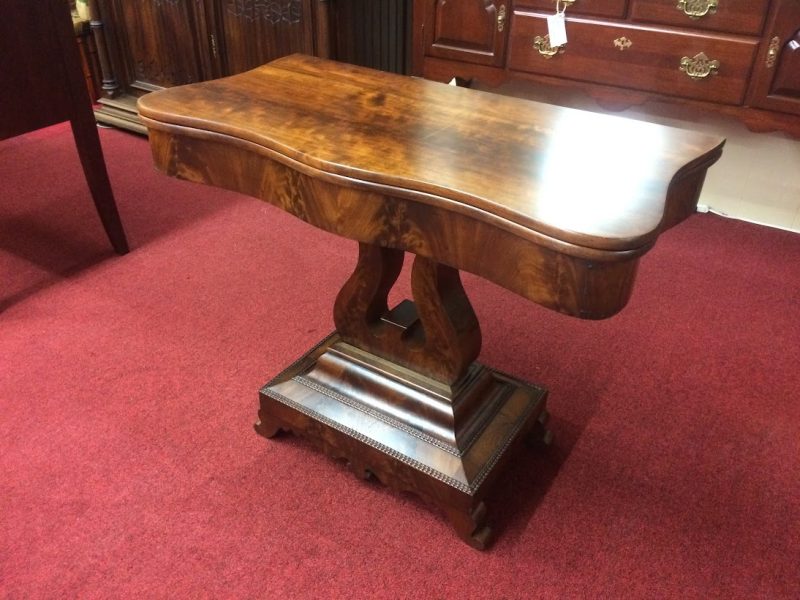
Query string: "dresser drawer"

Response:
xmin=507 ymin=12 xmax=758 ymax=104
xmin=630 ymin=0 xmax=769 ymax=36
xmin=515 ymin=0 xmax=629 ymax=19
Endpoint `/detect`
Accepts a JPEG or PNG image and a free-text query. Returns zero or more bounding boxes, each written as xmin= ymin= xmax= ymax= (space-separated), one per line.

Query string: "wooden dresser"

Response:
xmin=412 ymin=0 xmax=800 ymax=135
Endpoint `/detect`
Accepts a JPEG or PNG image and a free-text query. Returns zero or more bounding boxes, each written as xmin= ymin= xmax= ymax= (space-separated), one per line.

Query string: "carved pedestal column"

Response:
xmin=256 ymin=243 xmax=550 ymax=549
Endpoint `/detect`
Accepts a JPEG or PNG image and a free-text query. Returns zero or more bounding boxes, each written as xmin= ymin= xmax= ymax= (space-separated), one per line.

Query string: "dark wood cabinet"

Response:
xmin=422 ymin=0 xmax=507 ymax=66
xmin=332 ymin=0 xmax=412 ymax=74
xmin=111 ymin=1 xmax=210 ymax=87
xmin=90 ymin=0 xmax=329 ymax=133
xmin=748 ymin=0 xmax=800 ymax=116
xmin=413 ymin=0 xmax=800 ymax=136
xmin=210 ymin=0 xmax=318 ymax=75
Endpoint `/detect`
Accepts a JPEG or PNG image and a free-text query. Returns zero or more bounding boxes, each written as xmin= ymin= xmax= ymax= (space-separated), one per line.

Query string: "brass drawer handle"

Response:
xmin=533 ymin=35 xmax=566 ymax=58
xmin=497 ymin=4 xmax=507 ymax=32
xmin=677 ymin=0 xmax=718 ymax=20
xmin=680 ymin=52 xmax=720 ymax=79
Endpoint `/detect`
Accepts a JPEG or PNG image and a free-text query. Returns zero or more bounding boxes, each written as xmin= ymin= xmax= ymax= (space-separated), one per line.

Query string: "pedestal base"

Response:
xmin=255 ymin=331 xmax=549 ymax=549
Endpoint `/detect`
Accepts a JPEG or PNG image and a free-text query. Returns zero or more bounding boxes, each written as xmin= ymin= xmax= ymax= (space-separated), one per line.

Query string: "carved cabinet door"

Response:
xmin=212 ymin=0 xmax=316 ymax=75
xmin=99 ymin=0 xmax=212 ymax=93
xmin=747 ymin=0 xmax=800 ymax=115
xmin=421 ymin=0 xmax=508 ymax=67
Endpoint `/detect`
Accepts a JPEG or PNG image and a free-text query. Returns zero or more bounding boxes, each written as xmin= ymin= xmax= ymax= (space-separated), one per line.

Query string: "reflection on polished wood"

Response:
xmin=138 ymin=55 xmax=724 ymax=548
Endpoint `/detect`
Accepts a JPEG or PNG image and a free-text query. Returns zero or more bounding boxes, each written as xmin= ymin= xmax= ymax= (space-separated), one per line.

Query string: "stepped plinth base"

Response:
xmin=256 ymin=331 xmax=549 ymax=549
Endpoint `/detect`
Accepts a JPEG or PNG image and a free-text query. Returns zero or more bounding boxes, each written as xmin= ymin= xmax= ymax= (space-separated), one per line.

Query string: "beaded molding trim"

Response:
xmin=261 ymin=385 xmax=541 ymax=495
xmin=263 ymin=388 xmax=473 ymax=493
xmin=293 ymin=373 xmax=463 ymax=457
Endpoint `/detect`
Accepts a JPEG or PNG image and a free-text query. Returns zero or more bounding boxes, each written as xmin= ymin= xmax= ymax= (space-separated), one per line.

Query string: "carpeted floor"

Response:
xmin=1 ymin=123 xmax=799 ymax=598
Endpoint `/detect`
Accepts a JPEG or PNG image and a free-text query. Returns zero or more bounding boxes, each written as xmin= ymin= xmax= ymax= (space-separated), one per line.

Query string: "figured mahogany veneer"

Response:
xmin=138 ymin=55 xmax=723 ymax=548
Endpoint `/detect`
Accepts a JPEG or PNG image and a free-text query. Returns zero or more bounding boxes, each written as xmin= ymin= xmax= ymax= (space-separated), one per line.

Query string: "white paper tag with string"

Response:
xmin=547 ymin=12 xmax=567 ymax=46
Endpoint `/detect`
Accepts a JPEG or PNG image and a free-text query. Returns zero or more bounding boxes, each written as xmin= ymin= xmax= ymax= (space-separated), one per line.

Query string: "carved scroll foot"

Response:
xmin=253 ymin=416 xmax=283 ymax=439
xmin=445 ymin=501 xmax=493 ymax=550
xmin=348 ymin=458 xmax=373 ymax=481
xmin=526 ymin=409 xmax=554 ymax=448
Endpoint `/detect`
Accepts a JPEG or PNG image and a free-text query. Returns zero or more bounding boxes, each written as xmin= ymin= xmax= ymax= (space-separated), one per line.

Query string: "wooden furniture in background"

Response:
xmin=88 ymin=0 xmax=332 ymax=133
xmin=72 ymin=9 xmax=103 ymax=101
xmin=331 ymin=0 xmax=412 ymax=74
xmin=748 ymin=0 xmax=800 ymax=115
xmin=138 ymin=55 xmax=723 ymax=548
xmin=87 ymin=0 xmax=414 ymax=133
xmin=412 ymin=0 xmax=800 ymax=135
xmin=0 ymin=0 xmax=128 ymax=255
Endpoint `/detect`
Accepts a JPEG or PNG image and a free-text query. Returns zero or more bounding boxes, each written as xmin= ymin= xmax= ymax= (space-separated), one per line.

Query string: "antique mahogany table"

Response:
xmin=138 ymin=55 xmax=724 ymax=549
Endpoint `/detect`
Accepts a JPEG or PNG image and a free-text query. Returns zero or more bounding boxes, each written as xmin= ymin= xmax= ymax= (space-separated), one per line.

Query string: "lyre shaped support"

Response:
xmin=333 ymin=243 xmax=481 ymax=386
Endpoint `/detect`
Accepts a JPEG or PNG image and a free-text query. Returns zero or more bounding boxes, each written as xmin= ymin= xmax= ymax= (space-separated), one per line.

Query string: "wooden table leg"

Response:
xmin=256 ymin=243 xmax=549 ymax=549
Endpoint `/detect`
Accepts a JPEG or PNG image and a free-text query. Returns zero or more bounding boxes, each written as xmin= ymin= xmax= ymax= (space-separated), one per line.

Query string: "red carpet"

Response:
xmin=1 ymin=123 xmax=799 ymax=598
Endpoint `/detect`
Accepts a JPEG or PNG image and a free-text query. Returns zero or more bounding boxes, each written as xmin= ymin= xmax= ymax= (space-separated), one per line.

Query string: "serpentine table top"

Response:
xmin=138 ymin=54 xmax=724 ymax=549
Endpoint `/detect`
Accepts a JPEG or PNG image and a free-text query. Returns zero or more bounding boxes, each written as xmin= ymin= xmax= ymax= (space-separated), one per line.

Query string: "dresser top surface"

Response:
xmin=138 ymin=54 xmax=724 ymax=252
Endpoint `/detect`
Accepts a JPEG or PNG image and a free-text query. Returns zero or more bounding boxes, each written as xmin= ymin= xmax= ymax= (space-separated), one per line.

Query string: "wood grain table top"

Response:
xmin=138 ymin=54 xmax=724 ymax=255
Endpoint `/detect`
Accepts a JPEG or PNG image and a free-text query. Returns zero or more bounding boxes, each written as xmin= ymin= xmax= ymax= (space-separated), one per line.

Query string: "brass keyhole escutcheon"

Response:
xmin=496 ymin=4 xmax=507 ymax=32
xmin=766 ymin=36 xmax=781 ymax=69
xmin=613 ymin=37 xmax=632 ymax=51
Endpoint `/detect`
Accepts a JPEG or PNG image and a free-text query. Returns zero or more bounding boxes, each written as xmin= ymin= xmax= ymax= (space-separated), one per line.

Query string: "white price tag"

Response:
xmin=547 ymin=13 xmax=568 ymax=47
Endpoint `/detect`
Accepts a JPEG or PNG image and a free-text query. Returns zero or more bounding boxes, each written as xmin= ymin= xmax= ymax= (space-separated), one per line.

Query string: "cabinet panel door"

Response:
xmin=217 ymin=0 xmax=315 ymax=75
xmin=423 ymin=0 xmax=507 ymax=66
xmin=103 ymin=0 xmax=207 ymax=92
xmin=748 ymin=1 xmax=800 ymax=115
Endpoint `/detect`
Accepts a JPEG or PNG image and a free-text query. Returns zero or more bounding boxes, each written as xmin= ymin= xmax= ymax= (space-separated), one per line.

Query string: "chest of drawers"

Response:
xmin=412 ymin=0 xmax=800 ymax=135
